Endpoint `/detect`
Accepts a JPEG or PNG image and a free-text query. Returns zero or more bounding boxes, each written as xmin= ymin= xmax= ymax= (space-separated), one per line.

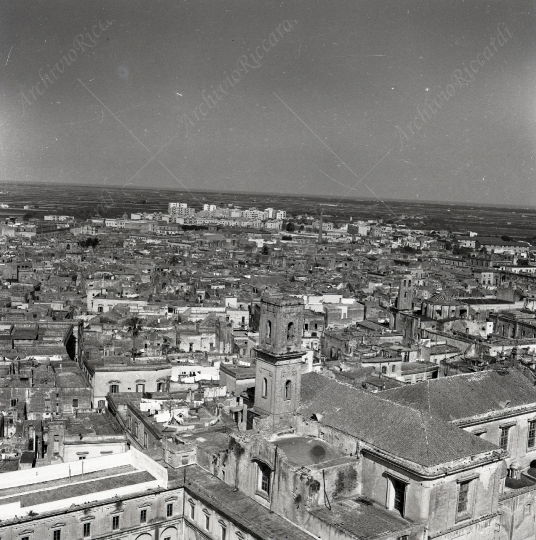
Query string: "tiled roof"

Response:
xmin=426 ymin=292 xmax=462 ymax=305
xmin=55 ymin=371 xmax=88 ymax=387
xmin=0 ymin=465 xmax=136 ymax=502
xmin=184 ymin=465 xmax=317 ymax=540
xmin=429 ymin=344 xmax=460 ymax=355
xmin=380 ymin=369 xmax=536 ymax=423
xmin=298 ymin=373 xmax=497 ymax=469
xmin=19 ymin=471 xmax=155 ymax=507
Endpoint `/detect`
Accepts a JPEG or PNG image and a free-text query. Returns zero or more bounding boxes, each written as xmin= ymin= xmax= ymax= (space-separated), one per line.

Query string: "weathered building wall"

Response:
xmin=425 ymin=461 xmax=502 ymax=537
xmin=91 ymin=365 xmax=171 ymax=407
xmin=462 ymin=409 xmax=536 ymax=469
xmin=499 ymin=489 xmax=536 ymax=540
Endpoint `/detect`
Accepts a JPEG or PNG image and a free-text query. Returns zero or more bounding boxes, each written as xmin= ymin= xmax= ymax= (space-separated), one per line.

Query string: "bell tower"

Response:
xmin=254 ymin=295 xmax=304 ymax=417
xmin=396 ymin=276 xmax=413 ymax=311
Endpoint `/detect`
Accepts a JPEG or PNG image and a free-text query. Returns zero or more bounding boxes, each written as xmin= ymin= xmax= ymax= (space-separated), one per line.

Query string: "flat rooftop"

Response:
xmin=270 ymin=436 xmax=346 ymax=467
xmin=401 ymin=361 xmax=439 ymax=374
xmin=464 ymin=298 xmax=514 ymax=305
xmin=311 ymin=496 xmax=415 ymax=539
xmin=219 ymin=364 xmax=256 ymax=379
xmin=64 ymin=413 xmax=125 ymax=438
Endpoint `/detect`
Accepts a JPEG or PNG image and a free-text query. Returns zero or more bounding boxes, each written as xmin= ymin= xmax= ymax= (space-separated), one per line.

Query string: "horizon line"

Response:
xmin=1 ymin=180 xmax=535 ymax=212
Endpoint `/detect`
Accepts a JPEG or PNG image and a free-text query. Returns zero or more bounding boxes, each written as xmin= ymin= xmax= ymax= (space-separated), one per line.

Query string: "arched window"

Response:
xmin=266 ymin=320 xmax=272 ymax=342
xmin=381 ymin=366 xmax=387 ymax=374
xmin=262 ymin=378 xmax=268 ymax=398
xmin=287 ymin=322 xmax=294 ymax=340
xmin=284 ymin=380 xmax=292 ymax=400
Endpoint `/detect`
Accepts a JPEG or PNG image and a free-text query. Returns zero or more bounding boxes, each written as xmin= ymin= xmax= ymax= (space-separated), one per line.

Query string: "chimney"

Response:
xmin=511 ymin=347 xmax=518 ymax=369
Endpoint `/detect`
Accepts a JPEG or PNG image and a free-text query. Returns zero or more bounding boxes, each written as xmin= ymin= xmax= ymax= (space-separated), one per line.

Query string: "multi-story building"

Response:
xmin=83 ymin=356 xmax=171 ymax=409
xmin=168 ymin=203 xmax=195 ymax=217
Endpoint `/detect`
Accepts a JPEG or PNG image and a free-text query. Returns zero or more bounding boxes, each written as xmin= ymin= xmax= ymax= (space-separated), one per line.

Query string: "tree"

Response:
xmin=161 ymin=340 xmax=171 ymax=357
xmin=79 ymin=237 xmax=100 ymax=249
xmin=285 ymin=221 xmax=296 ymax=233
xmin=126 ymin=316 xmax=143 ymax=361
xmin=501 ymin=235 xmax=512 ymax=242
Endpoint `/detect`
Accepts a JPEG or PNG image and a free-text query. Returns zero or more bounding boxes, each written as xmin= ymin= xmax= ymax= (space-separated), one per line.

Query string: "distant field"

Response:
xmin=1 ymin=182 xmax=536 ymax=239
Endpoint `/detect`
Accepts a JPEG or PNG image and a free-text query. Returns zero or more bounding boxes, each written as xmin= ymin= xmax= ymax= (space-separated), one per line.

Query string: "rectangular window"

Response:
xmin=167 ymin=503 xmax=173 ymax=517
xmin=109 ymin=384 xmax=119 ymax=394
xmin=53 ymin=531 xmax=61 ymax=540
xmin=112 ymin=516 xmax=120 ymax=530
xmin=83 ymin=522 xmax=91 ymax=537
xmin=144 ymin=432 xmax=148 ymax=449
xmin=529 ymin=421 xmax=536 ymax=448
xmin=189 ymin=503 xmax=195 ymax=519
xmin=457 ymin=480 xmax=471 ymax=516
xmin=205 ymin=513 xmax=210 ymax=530
xmin=140 ymin=509 xmax=147 ymax=523
xmin=500 ymin=427 xmax=510 ymax=450
xmin=10 ymin=398 xmax=17 ymax=407
xmin=392 ymin=478 xmax=406 ymax=515
xmin=22 ymin=537 xmax=29 ymax=540
xmin=72 ymin=398 xmax=79 ymax=408
xmin=258 ymin=463 xmax=271 ymax=494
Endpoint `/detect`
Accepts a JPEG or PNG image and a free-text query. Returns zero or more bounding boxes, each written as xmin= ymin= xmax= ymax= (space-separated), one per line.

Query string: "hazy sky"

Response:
xmin=2 ymin=0 xmax=535 ymax=206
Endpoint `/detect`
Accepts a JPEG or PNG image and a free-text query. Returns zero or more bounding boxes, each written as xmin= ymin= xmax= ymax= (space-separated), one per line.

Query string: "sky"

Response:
xmin=1 ymin=0 xmax=536 ymax=206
